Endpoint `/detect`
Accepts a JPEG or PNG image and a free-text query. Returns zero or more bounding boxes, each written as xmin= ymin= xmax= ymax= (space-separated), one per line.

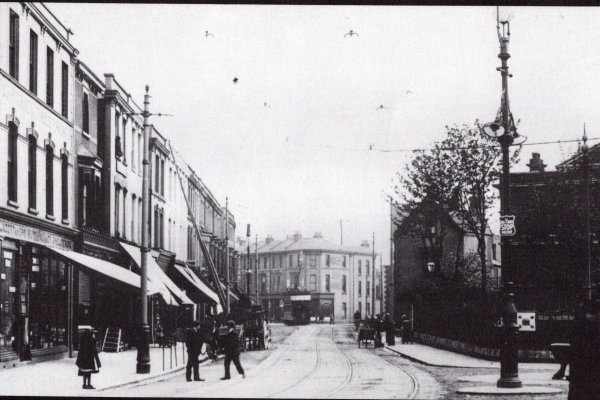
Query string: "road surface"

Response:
xmin=107 ymin=323 xmax=441 ymax=398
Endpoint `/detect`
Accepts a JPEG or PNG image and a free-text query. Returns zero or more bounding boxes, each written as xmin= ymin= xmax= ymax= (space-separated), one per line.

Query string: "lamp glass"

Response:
xmin=483 ymin=122 xmax=505 ymax=138
xmin=427 ymin=262 xmax=435 ymax=273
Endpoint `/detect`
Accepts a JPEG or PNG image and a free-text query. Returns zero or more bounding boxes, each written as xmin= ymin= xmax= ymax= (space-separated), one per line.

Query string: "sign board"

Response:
xmin=517 ymin=312 xmax=536 ymax=331
xmin=290 ymin=295 xmax=311 ymax=301
xmin=0 ymin=219 xmax=73 ymax=250
xmin=500 ymin=215 xmax=516 ymax=237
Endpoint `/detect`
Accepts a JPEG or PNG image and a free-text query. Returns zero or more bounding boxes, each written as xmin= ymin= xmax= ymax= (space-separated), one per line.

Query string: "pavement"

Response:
xmin=382 ymin=334 xmax=567 ymax=396
xmin=0 ymin=344 xmax=212 ymax=397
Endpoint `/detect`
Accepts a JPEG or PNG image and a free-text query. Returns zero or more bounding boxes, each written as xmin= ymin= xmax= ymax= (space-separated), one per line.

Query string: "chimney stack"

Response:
xmin=265 ymin=235 xmax=274 ymax=245
xmin=527 ymin=152 xmax=546 ymax=173
xmin=361 ymin=240 xmax=370 ymax=248
xmin=313 ymin=232 xmax=323 ymax=239
xmin=293 ymin=231 xmax=302 ymax=242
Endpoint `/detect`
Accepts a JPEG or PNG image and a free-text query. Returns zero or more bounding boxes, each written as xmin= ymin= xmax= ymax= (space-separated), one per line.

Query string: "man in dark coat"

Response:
xmin=221 ymin=320 xmax=245 ymax=380
xmin=568 ymin=300 xmax=600 ymax=400
xmin=383 ymin=313 xmax=396 ymax=346
xmin=353 ymin=310 xmax=361 ymax=331
xmin=185 ymin=321 xmax=204 ymax=382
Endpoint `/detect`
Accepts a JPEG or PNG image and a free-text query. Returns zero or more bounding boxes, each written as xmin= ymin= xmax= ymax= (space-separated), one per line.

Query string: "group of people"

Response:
xmin=353 ymin=311 xmax=414 ymax=347
xmin=185 ymin=319 xmax=245 ymax=382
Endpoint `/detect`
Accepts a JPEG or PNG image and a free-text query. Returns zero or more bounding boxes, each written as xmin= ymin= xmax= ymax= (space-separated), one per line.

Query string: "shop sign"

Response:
xmin=0 ymin=220 xmax=73 ymax=250
xmin=500 ymin=215 xmax=516 ymax=237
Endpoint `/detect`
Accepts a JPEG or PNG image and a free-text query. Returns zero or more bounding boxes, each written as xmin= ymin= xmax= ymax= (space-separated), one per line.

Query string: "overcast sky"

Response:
xmin=48 ymin=4 xmax=600 ymax=264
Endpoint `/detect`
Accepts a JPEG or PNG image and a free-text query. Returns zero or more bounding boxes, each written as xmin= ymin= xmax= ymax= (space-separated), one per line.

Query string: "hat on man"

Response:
xmin=227 ymin=320 xmax=236 ymax=328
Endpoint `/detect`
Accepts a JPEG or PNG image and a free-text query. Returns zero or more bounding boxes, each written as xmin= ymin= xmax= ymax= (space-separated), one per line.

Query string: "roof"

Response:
xmin=241 ymin=235 xmax=372 ymax=255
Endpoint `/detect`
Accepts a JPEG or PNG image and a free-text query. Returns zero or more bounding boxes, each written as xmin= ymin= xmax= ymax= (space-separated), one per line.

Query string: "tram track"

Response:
xmin=267 ymin=328 xmax=325 ymax=398
xmin=323 ymin=326 xmax=354 ymax=399
xmin=378 ymin=348 xmax=420 ymax=399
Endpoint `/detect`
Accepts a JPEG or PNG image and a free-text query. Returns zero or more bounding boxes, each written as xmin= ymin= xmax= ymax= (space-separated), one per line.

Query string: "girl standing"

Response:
xmin=76 ymin=329 xmax=101 ymax=389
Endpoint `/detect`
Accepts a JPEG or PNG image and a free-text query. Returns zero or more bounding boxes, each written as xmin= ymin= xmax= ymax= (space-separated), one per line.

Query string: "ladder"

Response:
xmin=102 ymin=327 xmax=124 ymax=352
xmin=168 ymin=142 xmax=227 ymax=309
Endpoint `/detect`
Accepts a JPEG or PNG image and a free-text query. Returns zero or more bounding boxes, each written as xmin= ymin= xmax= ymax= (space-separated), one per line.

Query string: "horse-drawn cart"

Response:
xmin=243 ymin=309 xmax=271 ymax=350
xmin=358 ymin=327 xmax=376 ymax=348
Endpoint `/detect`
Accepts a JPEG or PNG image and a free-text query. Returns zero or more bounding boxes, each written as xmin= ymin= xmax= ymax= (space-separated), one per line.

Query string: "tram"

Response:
xmin=282 ymin=291 xmax=311 ymax=325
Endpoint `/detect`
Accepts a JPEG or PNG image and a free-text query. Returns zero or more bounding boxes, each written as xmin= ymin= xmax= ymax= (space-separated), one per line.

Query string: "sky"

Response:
xmin=47 ymin=4 xmax=600 ymax=265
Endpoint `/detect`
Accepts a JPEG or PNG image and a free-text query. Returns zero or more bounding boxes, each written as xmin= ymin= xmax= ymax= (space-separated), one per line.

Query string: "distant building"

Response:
xmin=238 ymin=232 xmax=384 ymax=322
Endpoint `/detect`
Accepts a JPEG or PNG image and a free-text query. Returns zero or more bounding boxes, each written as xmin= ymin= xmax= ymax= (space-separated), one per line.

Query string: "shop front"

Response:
xmin=0 ymin=218 xmax=76 ymax=361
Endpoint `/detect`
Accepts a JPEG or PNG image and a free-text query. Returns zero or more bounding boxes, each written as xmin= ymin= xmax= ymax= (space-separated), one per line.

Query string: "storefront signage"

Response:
xmin=0 ymin=220 xmax=73 ymax=250
xmin=9 ymin=286 xmax=15 ymax=292
xmin=500 ymin=215 xmax=516 ymax=237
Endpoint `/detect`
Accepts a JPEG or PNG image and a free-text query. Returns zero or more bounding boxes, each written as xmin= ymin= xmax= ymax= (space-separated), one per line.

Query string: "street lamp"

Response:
xmin=482 ymin=8 xmax=522 ymax=389
xmin=426 ymin=261 xmax=435 ymax=274
xmin=246 ymin=224 xmax=251 ymax=301
xmin=581 ymin=128 xmax=592 ymax=301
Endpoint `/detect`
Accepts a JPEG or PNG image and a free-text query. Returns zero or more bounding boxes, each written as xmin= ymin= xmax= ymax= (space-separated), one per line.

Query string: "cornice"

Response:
xmin=0 ymin=207 xmax=78 ymax=239
xmin=26 ymin=3 xmax=79 ymax=58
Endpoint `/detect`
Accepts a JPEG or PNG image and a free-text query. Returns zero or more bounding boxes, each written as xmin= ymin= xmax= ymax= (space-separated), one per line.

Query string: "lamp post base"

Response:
xmin=136 ymin=324 xmax=151 ymax=374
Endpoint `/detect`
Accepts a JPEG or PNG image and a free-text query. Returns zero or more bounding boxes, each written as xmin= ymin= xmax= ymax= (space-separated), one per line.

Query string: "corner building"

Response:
xmin=245 ymin=232 xmax=383 ymax=323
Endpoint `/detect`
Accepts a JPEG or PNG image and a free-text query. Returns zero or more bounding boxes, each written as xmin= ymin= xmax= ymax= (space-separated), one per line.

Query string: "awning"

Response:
xmin=173 ymin=263 xmax=220 ymax=304
xmin=49 ymin=247 xmax=162 ymax=295
xmin=221 ymin=282 xmax=239 ymax=301
xmin=120 ymin=242 xmax=193 ymax=306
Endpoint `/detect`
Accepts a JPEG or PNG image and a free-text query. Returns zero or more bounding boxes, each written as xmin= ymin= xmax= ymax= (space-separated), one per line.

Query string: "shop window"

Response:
xmin=0 ymin=249 xmax=17 ymax=350
xmin=29 ymin=252 xmax=67 ymax=350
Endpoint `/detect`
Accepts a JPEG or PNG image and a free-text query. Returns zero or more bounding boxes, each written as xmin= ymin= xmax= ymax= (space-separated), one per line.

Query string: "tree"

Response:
xmin=393 ymin=121 xmax=520 ymax=294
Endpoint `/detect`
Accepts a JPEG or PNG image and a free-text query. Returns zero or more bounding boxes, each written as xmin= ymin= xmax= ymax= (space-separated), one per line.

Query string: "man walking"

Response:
xmin=221 ymin=320 xmax=245 ymax=380
xmin=185 ymin=321 xmax=204 ymax=382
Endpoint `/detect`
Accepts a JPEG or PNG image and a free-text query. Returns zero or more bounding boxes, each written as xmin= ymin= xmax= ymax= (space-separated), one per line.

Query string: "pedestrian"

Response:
xmin=220 ymin=320 xmax=245 ymax=380
xmin=401 ymin=314 xmax=412 ymax=344
xmin=383 ymin=313 xmax=396 ymax=346
xmin=568 ymin=300 xmax=600 ymax=400
xmin=185 ymin=321 xmax=204 ymax=382
xmin=374 ymin=314 xmax=384 ymax=348
xmin=76 ymin=328 xmax=101 ymax=390
xmin=353 ymin=310 xmax=361 ymax=331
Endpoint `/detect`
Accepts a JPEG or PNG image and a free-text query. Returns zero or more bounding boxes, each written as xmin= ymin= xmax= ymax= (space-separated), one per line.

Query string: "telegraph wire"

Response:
xmin=283 ymin=136 xmax=600 ymax=153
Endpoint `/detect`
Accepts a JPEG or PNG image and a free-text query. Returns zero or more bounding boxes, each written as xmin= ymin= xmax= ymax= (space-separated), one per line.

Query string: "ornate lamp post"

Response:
xmin=482 ymin=9 xmax=522 ymax=389
xmin=581 ymin=128 xmax=592 ymax=301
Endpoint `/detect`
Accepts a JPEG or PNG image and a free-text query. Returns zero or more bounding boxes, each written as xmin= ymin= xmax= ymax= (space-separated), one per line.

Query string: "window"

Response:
xmin=297 ymin=253 xmax=301 ymax=267
xmin=114 ymin=186 xmax=120 ymax=236
xmin=358 ymin=301 xmax=362 ymax=314
xmin=367 ymin=284 xmax=370 ymax=297
xmin=279 ymin=256 xmax=283 ymax=268
xmin=366 ymin=302 xmax=370 ymax=314
xmin=366 ymin=261 xmax=370 ymax=277
xmin=8 ymin=123 xmax=18 ymax=202
xmin=160 ymin=159 xmax=165 ymax=196
xmin=46 ymin=47 xmax=54 ymax=107
xmin=342 ymin=302 xmax=347 ymax=319
xmin=358 ymin=260 xmax=362 ymax=275
xmin=28 ymin=134 xmax=37 ymax=209
xmin=9 ymin=10 xmax=19 ymax=80
xmin=46 ymin=144 xmax=54 ymax=216
xmin=61 ymin=62 xmax=68 ymax=117
xmin=358 ymin=281 xmax=362 ymax=296
xmin=29 ymin=31 xmax=38 ymax=94
xmin=132 ymin=129 xmax=137 ymax=172
xmin=289 ymin=255 xmax=293 ymax=268
xmin=276 ymin=275 xmax=281 ymax=292
xmin=325 ymin=274 xmax=330 ymax=292
xmin=342 ymin=275 xmax=347 ymax=293
xmin=155 ymin=154 xmax=160 ymax=192
xmin=309 ymin=274 xmax=316 ymax=291
xmin=137 ymin=132 xmax=142 ymax=171
xmin=326 ymin=254 xmax=330 ymax=267
xmin=309 ymin=255 xmax=317 ymax=269
xmin=82 ymin=93 xmax=89 ymax=133
xmin=122 ymin=119 xmax=127 ymax=162
xmin=61 ymin=154 xmax=68 ymax=220
xmin=343 ymin=256 xmax=347 ymax=267
xmin=115 ymin=111 xmax=122 ymax=158
xmin=260 ymin=274 xmax=266 ymax=293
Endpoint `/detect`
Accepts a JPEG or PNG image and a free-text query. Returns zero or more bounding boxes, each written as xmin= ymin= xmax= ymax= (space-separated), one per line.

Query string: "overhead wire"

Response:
xmin=283 ymin=136 xmax=599 ymax=153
